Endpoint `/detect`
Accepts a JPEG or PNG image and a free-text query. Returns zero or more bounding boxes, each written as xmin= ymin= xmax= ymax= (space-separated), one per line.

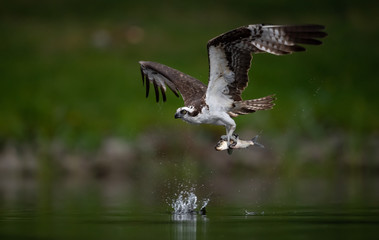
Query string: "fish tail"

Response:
xmin=252 ymin=135 xmax=264 ymax=148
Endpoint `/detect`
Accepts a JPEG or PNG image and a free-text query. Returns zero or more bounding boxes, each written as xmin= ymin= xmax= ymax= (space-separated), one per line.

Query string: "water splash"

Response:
xmin=245 ymin=209 xmax=265 ymax=216
xmin=170 ymin=185 xmax=209 ymax=215
xmin=170 ymin=187 xmax=210 ymax=238
xmin=172 ymin=189 xmax=198 ymax=214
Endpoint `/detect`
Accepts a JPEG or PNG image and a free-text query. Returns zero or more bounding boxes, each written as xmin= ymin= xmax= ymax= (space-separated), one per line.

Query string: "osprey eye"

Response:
xmin=180 ymin=110 xmax=187 ymax=115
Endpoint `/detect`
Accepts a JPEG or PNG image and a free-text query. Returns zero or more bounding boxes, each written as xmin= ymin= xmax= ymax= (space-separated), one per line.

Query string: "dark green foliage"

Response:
xmin=0 ymin=0 xmax=378 ymax=152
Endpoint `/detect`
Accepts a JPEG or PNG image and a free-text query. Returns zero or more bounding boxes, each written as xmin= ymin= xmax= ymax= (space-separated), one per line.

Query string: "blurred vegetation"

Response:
xmin=0 ymin=0 xmax=377 ymax=143
xmin=0 ymin=0 xmax=379 ymax=208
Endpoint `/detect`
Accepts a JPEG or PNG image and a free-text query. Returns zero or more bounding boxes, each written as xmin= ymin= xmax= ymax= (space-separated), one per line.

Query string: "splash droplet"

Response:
xmin=170 ymin=186 xmax=209 ymax=215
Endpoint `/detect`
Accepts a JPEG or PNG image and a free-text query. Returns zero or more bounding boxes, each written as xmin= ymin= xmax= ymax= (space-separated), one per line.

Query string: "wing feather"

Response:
xmin=153 ymin=81 xmax=159 ymax=102
xmin=206 ymin=24 xmax=327 ymax=108
xmin=139 ymin=61 xmax=207 ymax=106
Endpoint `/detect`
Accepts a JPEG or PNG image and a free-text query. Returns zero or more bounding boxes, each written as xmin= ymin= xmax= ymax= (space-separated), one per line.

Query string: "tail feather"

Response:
xmin=229 ymin=94 xmax=275 ymax=117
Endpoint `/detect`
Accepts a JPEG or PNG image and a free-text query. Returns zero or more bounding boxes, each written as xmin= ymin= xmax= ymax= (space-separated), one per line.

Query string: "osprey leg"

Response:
xmin=220 ymin=133 xmax=239 ymax=144
xmin=225 ymin=124 xmax=237 ymax=147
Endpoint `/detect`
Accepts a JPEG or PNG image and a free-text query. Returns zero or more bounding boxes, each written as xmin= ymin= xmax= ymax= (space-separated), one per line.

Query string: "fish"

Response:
xmin=215 ymin=135 xmax=264 ymax=154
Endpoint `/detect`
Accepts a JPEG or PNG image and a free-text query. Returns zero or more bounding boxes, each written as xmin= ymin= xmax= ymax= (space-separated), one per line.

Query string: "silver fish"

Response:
xmin=215 ymin=135 xmax=264 ymax=154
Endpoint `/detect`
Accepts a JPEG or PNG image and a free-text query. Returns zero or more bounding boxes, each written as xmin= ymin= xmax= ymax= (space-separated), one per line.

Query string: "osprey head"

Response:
xmin=174 ymin=106 xmax=195 ymax=120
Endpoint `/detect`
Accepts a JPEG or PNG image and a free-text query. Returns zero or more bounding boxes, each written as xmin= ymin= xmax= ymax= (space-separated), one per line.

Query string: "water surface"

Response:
xmin=1 ymin=206 xmax=378 ymax=240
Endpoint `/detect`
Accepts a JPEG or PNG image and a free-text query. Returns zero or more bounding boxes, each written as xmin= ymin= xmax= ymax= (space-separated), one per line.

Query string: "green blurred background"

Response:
xmin=0 ymin=0 xmax=378 ymax=211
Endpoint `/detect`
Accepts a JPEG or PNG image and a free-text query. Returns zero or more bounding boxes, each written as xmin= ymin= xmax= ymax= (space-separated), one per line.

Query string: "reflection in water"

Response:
xmin=172 ymin=213 xmax=197 ymax=240
xmin=171 ymin=214 xmax=208 ymax=240
xmin=170 ymin=185 xmax=209 ymax=240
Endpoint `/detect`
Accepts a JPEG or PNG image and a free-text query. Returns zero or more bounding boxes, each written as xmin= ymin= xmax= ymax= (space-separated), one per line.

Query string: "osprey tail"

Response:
xmin=228 ymin=94 xmax=275 ymax=117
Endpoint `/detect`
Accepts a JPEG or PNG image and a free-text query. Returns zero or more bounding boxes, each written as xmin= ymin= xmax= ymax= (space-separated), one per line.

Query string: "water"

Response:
xmin=1 ymin=185 xmax=378 ymax=240
xmin=1 ymin=162 xmax=378 ymax=239
xmin=171 ymin=185 xmax=209 ymax=215
xmin=0 ymin=206 xmax=378 ymax=240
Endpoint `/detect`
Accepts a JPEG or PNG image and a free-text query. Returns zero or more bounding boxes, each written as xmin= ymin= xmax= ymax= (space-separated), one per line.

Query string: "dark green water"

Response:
xmin=1 ymin=207 xmax=378 ymax=240
xmin=1 ymin=168 xmax=379 ymax=239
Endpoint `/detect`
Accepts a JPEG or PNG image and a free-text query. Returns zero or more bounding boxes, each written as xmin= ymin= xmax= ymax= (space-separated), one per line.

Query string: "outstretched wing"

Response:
xmin=139 ymin=61 xmax=207 ymax=106
xmin=205 ymin=24 xmax=327 ymax=109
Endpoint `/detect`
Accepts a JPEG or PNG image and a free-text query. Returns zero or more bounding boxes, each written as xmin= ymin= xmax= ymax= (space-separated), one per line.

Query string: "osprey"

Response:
xmin=139 ymin=24 xmax=326 ymax=149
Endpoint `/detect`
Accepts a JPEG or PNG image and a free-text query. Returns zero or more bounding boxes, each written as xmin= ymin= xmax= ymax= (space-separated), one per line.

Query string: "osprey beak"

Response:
xmin=174 ymin=113 xmax=180 ymax=119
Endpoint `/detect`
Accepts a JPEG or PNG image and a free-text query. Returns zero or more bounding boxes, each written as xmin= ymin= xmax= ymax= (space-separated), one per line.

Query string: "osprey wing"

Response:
xmin=205 ymin=24 xmax=327 ymax=108
xmin=139 ymin=61 xmax=207 ymax=106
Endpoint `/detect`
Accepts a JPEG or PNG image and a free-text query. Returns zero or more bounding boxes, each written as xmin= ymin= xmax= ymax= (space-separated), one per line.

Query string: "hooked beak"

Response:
xmin=174 ymin=113 xmax=180 ymax=119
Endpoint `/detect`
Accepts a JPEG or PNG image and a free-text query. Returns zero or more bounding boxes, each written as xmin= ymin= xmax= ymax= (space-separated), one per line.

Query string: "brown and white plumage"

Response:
xmin=139 ymin=24 xmax=326 ymax=148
